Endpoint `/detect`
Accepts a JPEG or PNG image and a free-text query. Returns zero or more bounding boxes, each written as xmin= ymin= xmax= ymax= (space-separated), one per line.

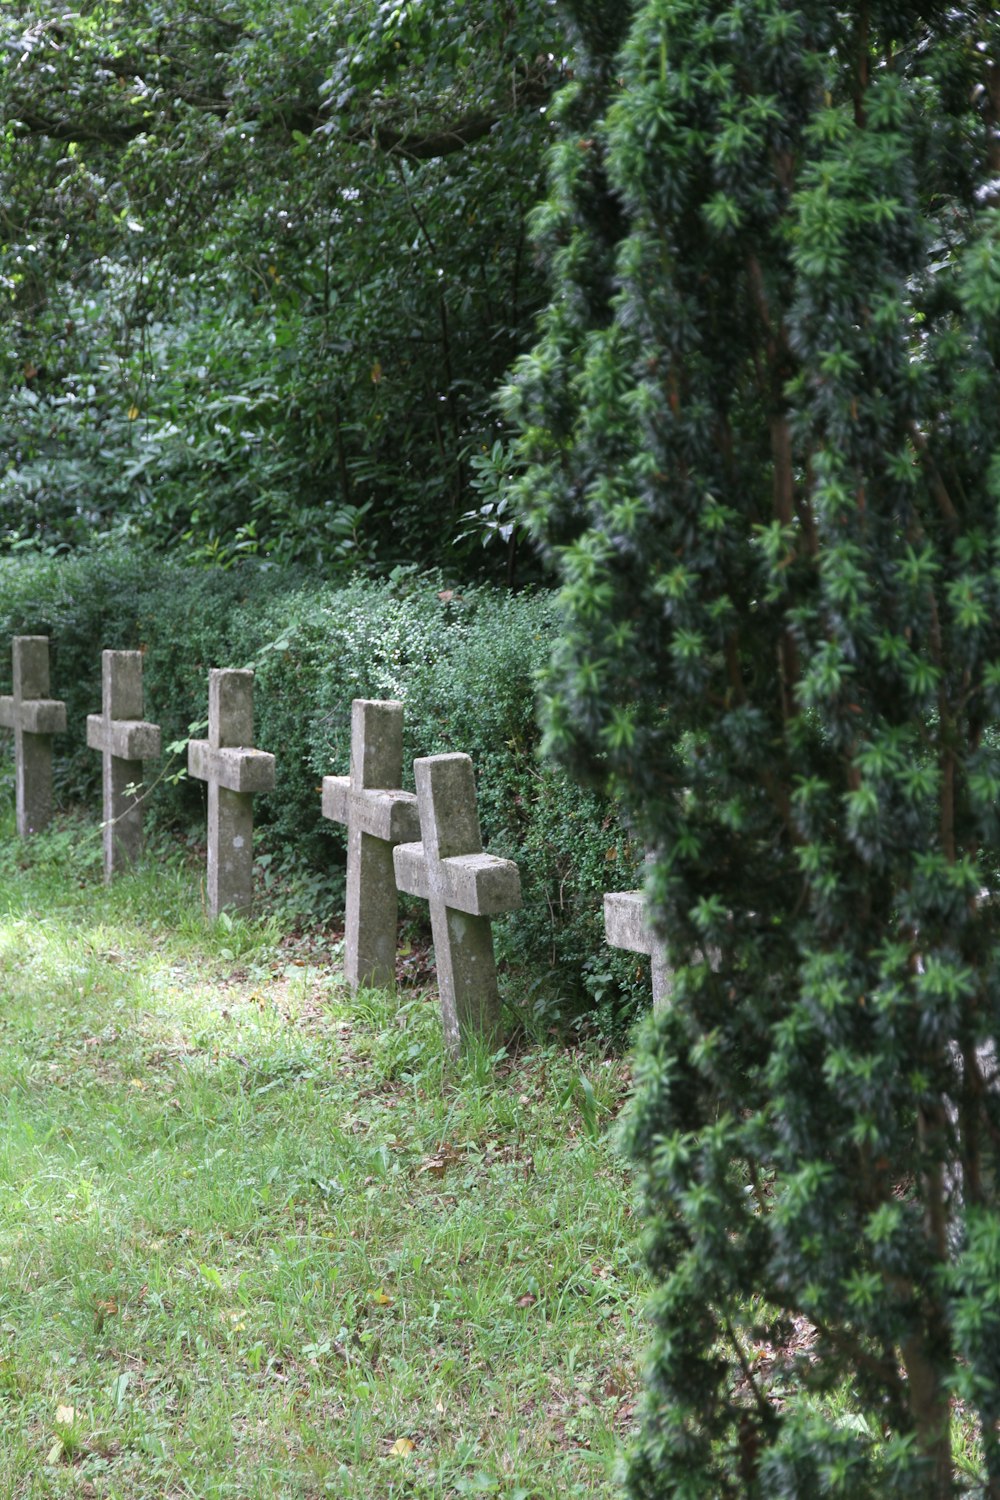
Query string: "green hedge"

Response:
xmin=0 ymin=547 xmax=648 ymax=1037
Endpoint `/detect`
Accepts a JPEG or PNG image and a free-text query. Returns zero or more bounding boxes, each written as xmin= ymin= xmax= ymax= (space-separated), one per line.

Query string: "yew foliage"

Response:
xmin=505 ymin=2 xmax=1000 ymax=1494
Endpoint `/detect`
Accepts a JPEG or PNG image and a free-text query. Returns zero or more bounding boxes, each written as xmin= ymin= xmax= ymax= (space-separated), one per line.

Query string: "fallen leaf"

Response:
xmin=389 ymin=1437 xmax=414 ymax=1456
xmin=94 ymin=1298 xmax=119 ymax=1331
xmin=417 ymin=1141 xmax=460 ymax=1179
xmin=55 ymin=1405 xmax=75 ymax=1426
xmin=516 ymin=1294 xmax=537 ymax=1309
xmin=46 ymin=1440 xmax=64 ymax=1465
xmin=370 ymin=1289 xmax=394 ymax=1307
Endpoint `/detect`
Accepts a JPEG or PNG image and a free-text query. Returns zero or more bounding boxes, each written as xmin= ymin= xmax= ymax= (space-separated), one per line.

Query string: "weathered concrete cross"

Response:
xmin=604 ymin=890 xmax=672 ymax=1010
xmin=321 ymin=698 xmax=419 ymax=990
xmin=0 ymin=635 xmax=67 ymax=836
xmin=86 ymin=650 xmax=161 ymax=881
xmin=188 ymin=669 xmax=275 ymax=917
xmin=394 ymin=753 xmax=521 ymax=1053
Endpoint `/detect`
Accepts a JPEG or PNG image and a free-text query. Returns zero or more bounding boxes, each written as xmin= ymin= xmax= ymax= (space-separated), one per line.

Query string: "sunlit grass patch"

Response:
xmin=0 ymin=811 xmax=644 ymax=1497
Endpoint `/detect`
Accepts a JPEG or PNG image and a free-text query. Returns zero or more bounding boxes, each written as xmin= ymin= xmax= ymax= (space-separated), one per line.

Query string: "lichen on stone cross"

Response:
xmin=393 ymin=753 xmax=521 ymax=1054
xmin=187 ymin=668 xmax=275 ymax=917
xmin=86 ymin=650 xmax=162 ymax=882
xmin=603 ymin=890 xmax=672 ymax=1010
xmin=321 ymin=698 xmax=419 ymax=991
xmin=0 ymin=635 xmax=67 ymax=837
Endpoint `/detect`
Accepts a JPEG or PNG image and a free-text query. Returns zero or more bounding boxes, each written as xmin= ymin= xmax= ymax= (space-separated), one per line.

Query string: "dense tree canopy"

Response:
xmin=506 ymin=0 xmax=1000 ymax=1494
xmin=1 ymin=0 xmax=565 ymax=570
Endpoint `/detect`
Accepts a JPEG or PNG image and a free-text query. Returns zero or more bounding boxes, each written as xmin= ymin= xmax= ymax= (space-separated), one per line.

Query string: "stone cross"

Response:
xmin=604 ymin=890 xmax=672 ymax=1010
xmin=321 ymin=699 xmax=420 ymax=991
xmin=394 ymin=753 xmax=521 ymax=1054
xmin=188 ymin=669 xmax=275 ymax=918
xmin=86 ymin=650 xmax=161 ymax=881
xmin=0 ymin=635 xmax=67 ymax=836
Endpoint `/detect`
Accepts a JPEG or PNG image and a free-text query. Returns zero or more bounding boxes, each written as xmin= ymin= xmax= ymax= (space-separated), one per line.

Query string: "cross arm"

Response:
xmin=188 ymin=739 xmax=275 ymax=793
xmin=394 ymin=843 xmax=521 ymax=916
xmin=604 ymin=891 xmax=657 ymax=957
xmin=321 ymin=775 xmax=351 ymax=826
xmin=322 ymin=775 xmax=419 ymax=841
xmin=87 ymin=715 xmax=162 ymax=760
xmin=17 ymin=700 xmax=67 ymax=735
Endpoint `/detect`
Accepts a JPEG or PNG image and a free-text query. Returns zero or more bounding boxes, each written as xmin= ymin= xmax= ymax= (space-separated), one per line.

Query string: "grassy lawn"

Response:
xmin=0 ymin=808 xmax=646 ymax=1499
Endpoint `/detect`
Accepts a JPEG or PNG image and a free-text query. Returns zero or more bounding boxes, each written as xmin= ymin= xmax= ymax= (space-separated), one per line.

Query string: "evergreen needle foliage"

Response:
xmin=504 ymin=2 xmax=1000 ymax=1495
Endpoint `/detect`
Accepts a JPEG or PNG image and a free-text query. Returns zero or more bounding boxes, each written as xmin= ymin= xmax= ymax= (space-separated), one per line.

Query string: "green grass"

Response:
xmin=0 ymin=808 xmax=645 ymax=1499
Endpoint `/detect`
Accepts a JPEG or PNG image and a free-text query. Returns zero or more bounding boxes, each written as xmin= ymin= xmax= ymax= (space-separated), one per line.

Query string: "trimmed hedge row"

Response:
xmin=0 ymin=548 xmax=649 ymax=1037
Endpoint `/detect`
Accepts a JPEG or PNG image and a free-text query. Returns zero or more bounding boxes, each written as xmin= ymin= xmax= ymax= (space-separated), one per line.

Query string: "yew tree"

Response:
xmin=505 ymin=1 xmax=1000 ymax=1494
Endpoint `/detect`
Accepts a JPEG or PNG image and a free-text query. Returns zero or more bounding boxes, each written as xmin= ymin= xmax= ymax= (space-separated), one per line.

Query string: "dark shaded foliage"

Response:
xmin=0 ymin=0 xmax=564 ymax=575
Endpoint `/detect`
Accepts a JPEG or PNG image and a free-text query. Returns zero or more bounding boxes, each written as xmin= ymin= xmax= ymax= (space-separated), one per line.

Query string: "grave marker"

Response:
xmin=394 ymin=753 xmax=520 ymax=1053
xmin=321 ymin=699 xmax=419 ymax=990
xmin=0 ymin=635 xmax=67 ymax=836
xmin=188 ymin=669 xmax=274 ymax=917
xmin=604 ymin=890 xmax=672 ymax=1010
xmin=86 ymin=650 xmax=161 ymax=881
